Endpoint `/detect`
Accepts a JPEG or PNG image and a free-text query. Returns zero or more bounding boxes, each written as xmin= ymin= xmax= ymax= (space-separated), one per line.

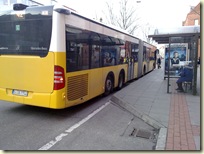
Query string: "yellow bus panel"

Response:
xmin=134 ymin=63 xmax=138 ymax=78
xmin=0 ymin=53 xmax=54 ymax=93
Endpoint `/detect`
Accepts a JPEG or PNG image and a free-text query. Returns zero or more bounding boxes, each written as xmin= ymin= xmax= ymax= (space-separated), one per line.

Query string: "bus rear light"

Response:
xmin=54 ymin=66 xmax=65 ymax=90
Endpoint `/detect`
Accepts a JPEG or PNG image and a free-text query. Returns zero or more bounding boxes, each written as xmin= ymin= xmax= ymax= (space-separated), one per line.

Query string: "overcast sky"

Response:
xmin=31 ymin=0 xmax=200 ymax=42
xmin=141 ymin=0 xmax=200 ymax=28
xmin=59 ymin=0 xmax=200 ymax=28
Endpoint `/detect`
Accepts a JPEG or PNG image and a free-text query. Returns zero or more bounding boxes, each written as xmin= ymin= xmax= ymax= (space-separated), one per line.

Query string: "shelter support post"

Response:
xmin=192 ymin=35 xmax=199 ymax=95
xmin=167 ymin=37 xmax=171 ymax=93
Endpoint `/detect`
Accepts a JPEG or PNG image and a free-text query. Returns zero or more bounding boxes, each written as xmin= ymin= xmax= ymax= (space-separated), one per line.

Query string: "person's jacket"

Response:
xmin=177 ymin=67 xmax=193 ymax=83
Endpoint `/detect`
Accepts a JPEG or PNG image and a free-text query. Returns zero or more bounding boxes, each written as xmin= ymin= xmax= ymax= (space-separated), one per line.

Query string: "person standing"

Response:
xmin=157 ymin=57 xmax=161 ymax=69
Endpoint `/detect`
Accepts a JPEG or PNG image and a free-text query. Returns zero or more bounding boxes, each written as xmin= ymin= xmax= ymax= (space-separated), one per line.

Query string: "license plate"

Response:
xmin=12 ymin=90 xmax=28 ymax=97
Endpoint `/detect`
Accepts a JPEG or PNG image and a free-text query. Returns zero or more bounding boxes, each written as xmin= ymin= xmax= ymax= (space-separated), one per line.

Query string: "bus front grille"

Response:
xmin=67 ymin=74 xmax=88 ymax=101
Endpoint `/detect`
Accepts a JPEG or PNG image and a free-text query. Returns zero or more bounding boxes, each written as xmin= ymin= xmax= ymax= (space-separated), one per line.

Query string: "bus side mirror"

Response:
xmin=13 ymin=3 xmax=28 ymax=11
xmin=54 ymin=8 xmax=71 ymax=15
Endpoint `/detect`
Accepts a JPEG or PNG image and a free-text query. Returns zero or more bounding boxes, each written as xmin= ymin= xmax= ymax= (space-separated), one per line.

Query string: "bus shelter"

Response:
xmin=148 ymin=26 xmax=200 ymax=95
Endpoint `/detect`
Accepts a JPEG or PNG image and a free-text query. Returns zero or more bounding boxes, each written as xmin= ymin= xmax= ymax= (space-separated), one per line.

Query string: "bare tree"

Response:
xmin=102 ymin=0 xmax=155 ymax=42
xmin=139 ymin=23 xmax=153 ymax=43
xmin=103 ymin=0 xmax=140 ymax=35
xmin=103 ymin=1 xmax=116 ymax=25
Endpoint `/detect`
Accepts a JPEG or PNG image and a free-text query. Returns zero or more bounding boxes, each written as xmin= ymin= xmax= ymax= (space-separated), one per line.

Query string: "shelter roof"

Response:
xmin=148 ymin=26 xmax=200 ymax=44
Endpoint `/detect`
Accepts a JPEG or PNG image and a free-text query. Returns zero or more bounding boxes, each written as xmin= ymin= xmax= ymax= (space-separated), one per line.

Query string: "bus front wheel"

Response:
xmin=104 ymin=76 xmax=113 ymax=96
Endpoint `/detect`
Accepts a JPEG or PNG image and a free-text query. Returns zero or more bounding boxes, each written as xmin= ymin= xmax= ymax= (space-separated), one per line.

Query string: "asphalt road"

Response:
xmin=0 ymin=93 xmax=157 ymax=150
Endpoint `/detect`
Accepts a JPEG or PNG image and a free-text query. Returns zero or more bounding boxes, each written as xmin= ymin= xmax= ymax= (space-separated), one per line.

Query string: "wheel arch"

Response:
xmin=119 ymin=69 xmax=125 ymax=83
xmin=117 ymin=69 xmax=125 ymax=90
xmin=107 ymin=71 xmax=115 ymax=87
xmin=103 ymin=71 xmax=115 ymax=96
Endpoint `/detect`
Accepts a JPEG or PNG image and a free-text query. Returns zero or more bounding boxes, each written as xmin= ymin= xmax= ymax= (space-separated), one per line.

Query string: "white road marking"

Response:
xmin=38 ymin=101 xmax=110 ymax=150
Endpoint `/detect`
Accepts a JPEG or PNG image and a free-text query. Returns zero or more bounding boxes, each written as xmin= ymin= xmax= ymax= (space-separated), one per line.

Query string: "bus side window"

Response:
xmin=66 ymin=41 xmax=78 ymax=72
xmin=91 ymin=45 xmax=100 ymax=69
xmin=143 ymin=46 xmax=146 ymax=61
xmin=66 ymin=41 xmax=90 ymax=72
xmin=131 ymin=43 xmax=139 ymax=62
xmin=81 ymin=44 xmax=89 ymax=70
xmin=101 ymin=46 xmax=117 ymax=67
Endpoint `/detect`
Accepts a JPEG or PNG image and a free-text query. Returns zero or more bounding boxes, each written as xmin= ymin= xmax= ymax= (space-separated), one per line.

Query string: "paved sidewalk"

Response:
xmin=110 ymin=64 xmax=200 ymax=150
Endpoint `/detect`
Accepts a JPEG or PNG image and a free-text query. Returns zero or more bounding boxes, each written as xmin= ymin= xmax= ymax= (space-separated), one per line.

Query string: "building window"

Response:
xmin=195 ymin=19 xmax=199 ymax=25
xmin=3 ymin=0 xmax=8 ymax=5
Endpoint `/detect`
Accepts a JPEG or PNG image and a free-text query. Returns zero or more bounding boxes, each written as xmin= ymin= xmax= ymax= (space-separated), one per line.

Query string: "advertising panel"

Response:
xmin=164 ymin=44 xmax=189 ymax=78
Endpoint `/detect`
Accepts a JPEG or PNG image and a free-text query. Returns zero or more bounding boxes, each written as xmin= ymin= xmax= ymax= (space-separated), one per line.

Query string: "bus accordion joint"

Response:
xmin=54 ymin=8 xmax=71 ymax=15
xmin=54 ymin=65 xmax=65 ymax=90
xmin=13 ymin=3 xmax=28 ymax=11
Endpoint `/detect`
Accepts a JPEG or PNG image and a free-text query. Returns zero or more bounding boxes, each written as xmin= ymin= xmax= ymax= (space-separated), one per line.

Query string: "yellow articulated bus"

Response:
xmin=142 ymin=42 xmax=157 ymax=75
xmin=0 ymin=4 xmax=157 ymax=109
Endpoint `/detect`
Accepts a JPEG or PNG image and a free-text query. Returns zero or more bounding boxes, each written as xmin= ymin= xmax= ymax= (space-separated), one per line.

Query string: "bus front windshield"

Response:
xmin=0 ymin=6 xmax=53 ymax=57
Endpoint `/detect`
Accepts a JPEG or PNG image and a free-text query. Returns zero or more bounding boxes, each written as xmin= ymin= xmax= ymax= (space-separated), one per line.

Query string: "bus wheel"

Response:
xmin=117 ymin=73 xmax=124 ymax=90
xmin=153 ymin=62 xmax=155 ymax=70
xmin=104 ymin=76 xmax=113 ymax=96
xmin=143 ymin=66 xmax=146 ymax=76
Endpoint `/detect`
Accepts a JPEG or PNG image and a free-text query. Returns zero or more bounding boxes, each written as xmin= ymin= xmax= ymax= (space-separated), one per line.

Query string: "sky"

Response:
xmin=58 ymin=0 xmax=200 ymax=28
xmin=140 ymin=0 xmax=200 ymax=28
xmin=22 ymin=0 xmax=201 ymax=42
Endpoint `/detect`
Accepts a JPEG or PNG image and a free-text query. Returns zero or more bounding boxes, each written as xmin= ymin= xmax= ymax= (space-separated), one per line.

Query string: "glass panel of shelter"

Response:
xmin=166 ymin=36 xmax=198 ymax=94
xmin=165 ymin=37 xmax=189 ymax=78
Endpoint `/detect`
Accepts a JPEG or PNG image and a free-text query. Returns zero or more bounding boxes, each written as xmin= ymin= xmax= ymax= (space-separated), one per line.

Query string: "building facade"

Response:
xmin=182 ymin=3 xmax=200 ymax=60
xmin=182 ymin=3 xmax=200 ymax=26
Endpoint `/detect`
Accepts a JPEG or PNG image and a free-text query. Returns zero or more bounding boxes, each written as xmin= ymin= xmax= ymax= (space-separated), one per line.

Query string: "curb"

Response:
xmin=155 ymin=127 xmax=167 ymax=150
xmin=110 ymin=95 xmax=167 ymax=150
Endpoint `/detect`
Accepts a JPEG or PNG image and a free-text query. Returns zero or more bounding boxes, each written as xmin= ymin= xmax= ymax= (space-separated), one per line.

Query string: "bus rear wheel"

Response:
xmin=143 ymin=66 xmax=146 ymax=76
xmin=117 ymin=73 xmax=124 ymax=90
xmin=104 ymin=76 xmax=113 ymax=96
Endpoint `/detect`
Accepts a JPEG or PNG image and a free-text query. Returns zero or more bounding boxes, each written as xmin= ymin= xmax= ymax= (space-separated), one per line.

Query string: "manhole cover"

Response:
xmin=129 ymin=128 xmax=152 ymax=139
xmin=136 ymin=129 xmax=151 ymax=139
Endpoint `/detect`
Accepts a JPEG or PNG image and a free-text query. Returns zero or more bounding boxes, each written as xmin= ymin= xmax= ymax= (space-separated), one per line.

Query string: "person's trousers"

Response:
xmin=177 ymin=82 xmax=184 ymax=91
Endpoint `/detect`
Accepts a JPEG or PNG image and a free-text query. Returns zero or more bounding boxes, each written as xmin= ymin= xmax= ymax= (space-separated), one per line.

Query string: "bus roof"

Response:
xmin=53 ymin=5 xmax=141 ymax=42
xmin=1 ymin=3 xmax=155 ymax=46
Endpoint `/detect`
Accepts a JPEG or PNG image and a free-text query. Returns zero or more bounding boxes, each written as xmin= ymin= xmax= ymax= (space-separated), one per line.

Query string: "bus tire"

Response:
xmin=153 ymin=62 xmax=155 ymax=70
xmin=104 ymin=75 xmax=113 ymax=96
xmin=117 ymin=73 xmax=124 ymax=90
xmin=143 ymin=66 xmax=146 ymax=75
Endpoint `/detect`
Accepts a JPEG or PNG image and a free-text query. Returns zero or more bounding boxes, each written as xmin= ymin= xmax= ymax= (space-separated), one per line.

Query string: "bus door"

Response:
xmin=146 ymin=59 xmax=150 ymax=72
xmin=146 ymin=48 xmax=150 ymax=72
xmin=127 ymin=58 xmax=134 ymax=81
